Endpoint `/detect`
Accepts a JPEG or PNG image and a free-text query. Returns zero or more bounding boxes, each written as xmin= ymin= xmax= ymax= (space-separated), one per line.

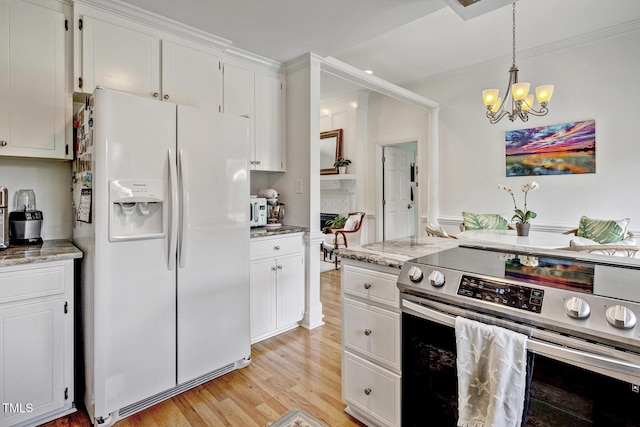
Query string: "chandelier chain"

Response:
xmin=512 ymin=2 xmax=516 ymax=66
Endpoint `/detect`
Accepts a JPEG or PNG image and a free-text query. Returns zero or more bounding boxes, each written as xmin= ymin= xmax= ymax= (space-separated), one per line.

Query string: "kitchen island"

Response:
xmin=335 ymin=236 xmax=458 ymax=427
xmin=335 ymin=235 xmax=459 ymax=268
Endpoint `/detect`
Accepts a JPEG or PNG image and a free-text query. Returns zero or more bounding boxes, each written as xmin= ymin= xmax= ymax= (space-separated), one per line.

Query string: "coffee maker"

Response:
xmin=257 ymin=188 xmax=285 ymax=229
xmin=0 ymin=187 xmax=9 ymax=249
xmin=9 ymin=189 xmax=43 ymax=245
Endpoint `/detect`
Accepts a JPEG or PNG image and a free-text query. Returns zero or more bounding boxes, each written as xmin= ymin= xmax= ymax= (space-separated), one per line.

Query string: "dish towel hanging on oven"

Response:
xmin=455 ymin=316 xmax=528 ymax=427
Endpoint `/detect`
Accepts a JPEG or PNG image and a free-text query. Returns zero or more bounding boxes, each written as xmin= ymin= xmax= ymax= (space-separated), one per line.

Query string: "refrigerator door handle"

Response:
xmin=178 ymin=149 xmax=189 ymax=268
xmin=168 ymin=149 xmax=179 ymax=270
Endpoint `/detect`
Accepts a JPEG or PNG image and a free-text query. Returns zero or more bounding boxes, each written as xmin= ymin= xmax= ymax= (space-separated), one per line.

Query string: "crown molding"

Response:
xmin=73 ymin=0 xmax=287 ymax=72
xmin=320 ymin=56 xmax=439 ymax=111
xmin=285 ymin=53 xmax=324 ymax=75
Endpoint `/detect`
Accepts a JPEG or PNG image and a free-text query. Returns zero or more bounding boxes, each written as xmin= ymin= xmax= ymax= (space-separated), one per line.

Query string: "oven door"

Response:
xmin=401 ymin=299 xmax=640 ymax=427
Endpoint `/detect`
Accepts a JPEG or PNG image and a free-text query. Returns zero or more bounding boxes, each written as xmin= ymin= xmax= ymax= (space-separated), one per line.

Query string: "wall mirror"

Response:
xmin=320 ymin=129 xmax=343 ymax=175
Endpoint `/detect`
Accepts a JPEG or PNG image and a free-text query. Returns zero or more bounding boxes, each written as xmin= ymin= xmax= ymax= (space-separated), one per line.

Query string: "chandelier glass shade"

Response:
xmin=482 ymin=2 xmax=554 ymax=124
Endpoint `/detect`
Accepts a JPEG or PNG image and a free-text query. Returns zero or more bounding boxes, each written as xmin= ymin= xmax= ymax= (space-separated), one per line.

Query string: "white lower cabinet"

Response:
xmin=250 ymin=233 xmax=304 ymax=343
xmin=343 ymin=351 xmax=401 ymax=427
xmin=341 ymin=260 xmax=402 ymax=427
xmin=0 ymin=260 xmax=75 ymax=427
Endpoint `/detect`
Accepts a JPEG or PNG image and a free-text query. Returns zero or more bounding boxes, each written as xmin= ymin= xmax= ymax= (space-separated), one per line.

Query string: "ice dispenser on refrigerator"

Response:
xmin=109 ymin=180 xmax=165 ymax=241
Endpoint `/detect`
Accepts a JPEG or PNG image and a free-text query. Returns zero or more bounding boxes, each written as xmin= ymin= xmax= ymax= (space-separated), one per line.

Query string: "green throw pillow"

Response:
xmin=462 ymin=212 xmax=508 ymax=230
xmin=577 ymin=215 xmax=629 ymax=244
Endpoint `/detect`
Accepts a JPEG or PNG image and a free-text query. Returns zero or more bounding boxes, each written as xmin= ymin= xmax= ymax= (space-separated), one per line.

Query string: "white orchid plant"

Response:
xmin=498 ymin=181 xmax=539 ymax=224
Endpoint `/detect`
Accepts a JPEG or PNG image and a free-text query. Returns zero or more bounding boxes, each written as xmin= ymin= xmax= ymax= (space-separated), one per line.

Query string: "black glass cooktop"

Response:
xmin=410 ymin=245 xmax=640 ymax=302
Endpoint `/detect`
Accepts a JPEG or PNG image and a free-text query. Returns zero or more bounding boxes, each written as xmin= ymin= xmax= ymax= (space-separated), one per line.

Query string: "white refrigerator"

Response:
xmin=73 ymin=88 xmax=251 ymax=425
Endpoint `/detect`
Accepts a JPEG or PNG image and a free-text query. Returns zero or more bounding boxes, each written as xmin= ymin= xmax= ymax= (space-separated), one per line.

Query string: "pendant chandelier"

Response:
xmin=482 ymin=2 xmax=554 ymax=124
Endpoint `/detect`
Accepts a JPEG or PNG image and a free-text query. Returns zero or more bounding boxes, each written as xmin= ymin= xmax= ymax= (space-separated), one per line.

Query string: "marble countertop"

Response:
xmin=0 ymin=240 xmax=83 ymax=267
xmin=250 ymin=225 xmax=308 ymax=238
xmin=336 ymin=236 xmax=459 ymax=269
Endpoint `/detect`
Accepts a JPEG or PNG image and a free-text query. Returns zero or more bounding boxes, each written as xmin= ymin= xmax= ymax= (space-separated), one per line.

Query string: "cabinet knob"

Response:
xmin=277 ymin=265 xmax=283 ymax=269
xmin=363 ymin=282 xmax=372 ymax=290
xmin=271 ymin=266 xmax=277 ymax=271
xmin=152 ymin=92 xmax=159 ymax=98
xmin=0 ymin=140 xmax=6 ymax=147
xmin=364 ymin=388 xmax=372 ymax=395
xmin=274 ymin=246 xmax=280 ymax=250
xmin=163 ymin=94 xmax=170 ymax=100
xmin=364 ymin=329 xmax=372 ymax=336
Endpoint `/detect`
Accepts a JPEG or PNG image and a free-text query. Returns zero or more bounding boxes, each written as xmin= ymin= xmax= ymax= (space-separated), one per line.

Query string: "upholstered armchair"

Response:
xmin=322 ymin=212 xmax=365 ymax=269
xmin=459 ymin=212 xmax=515 ymax=232
xmin=560 ymin=216 xmax=639 ymax=258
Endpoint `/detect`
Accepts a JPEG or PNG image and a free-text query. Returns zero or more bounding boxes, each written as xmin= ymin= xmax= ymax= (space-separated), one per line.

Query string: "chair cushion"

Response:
xmin=322 ymin=232 xmax=346 ymax=249
xmin=462 ymin=212 xmax=508 ymax=231
xmin=577 ymin=215 xmax=630 ymax=244
xmin=344 ymin=216 xmax=360 ymax=231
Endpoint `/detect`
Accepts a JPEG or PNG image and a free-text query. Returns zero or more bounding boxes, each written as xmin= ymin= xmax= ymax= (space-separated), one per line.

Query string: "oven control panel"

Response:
xmin=458 ymin=275 xmax=544 ymax=313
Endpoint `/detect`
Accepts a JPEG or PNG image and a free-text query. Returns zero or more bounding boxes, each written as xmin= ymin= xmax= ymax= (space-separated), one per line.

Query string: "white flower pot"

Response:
xmin=338 ymin=166 xmax=346 ymax=174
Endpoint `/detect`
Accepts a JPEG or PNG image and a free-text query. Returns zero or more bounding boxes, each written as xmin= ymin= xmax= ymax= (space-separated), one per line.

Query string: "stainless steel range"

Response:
xmin=397 ymin=245 xmax=640 ymax=426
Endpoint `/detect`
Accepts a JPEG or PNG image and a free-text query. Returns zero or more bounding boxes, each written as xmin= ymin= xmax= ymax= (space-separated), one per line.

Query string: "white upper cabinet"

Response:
xmin=255 ymin=72 xmax=285 ymax=172
xmin=161 ymin=41 xmax=221 ymax=110
xmin=75 ymin=8 xmax=222 ymax=110
xmin=223 ymin=63 xmax=285 ymax=172
xmin=0 ymin=0 xmax=69 ymax=159
xmin=78 ymin=15 xmax=160 ymax=98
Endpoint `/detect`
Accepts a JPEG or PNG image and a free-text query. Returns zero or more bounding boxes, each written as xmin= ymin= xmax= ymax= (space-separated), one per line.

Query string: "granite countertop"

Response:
xmin=250 ymin=225 xmax=308 ymax=238
xmin=336 ymin=236 xmax=459 ymax=269
xmin=0 ymin=239 xmax=83 ymax=267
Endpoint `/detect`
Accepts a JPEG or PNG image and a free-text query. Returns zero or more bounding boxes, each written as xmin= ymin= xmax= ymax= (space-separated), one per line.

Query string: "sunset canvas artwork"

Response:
xmin=505 ymin=120 xmax=596 ymax=176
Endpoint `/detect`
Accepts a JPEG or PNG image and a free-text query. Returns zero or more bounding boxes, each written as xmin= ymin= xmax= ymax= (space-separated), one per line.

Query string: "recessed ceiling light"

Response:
xmin=364 ymin=70 xmax=373 ymax=75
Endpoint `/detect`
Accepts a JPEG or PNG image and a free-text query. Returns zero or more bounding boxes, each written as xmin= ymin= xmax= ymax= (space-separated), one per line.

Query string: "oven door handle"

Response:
xmin=402 ymin=299 xmax=640 ymax=382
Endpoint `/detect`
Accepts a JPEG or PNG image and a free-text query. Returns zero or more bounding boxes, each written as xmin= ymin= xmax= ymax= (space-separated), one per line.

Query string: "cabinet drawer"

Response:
xmin=343 ymin=265 xmax=399 ymax=308
xmin=0 ymin=263 xmax=66 ymax=304
xmin=250 ymin=235 xmax=301 ymax=260
xmin=343 ymin=351 xmax=401 ymax=427
xmin=344 ymin=299 xmax=400 ymax=372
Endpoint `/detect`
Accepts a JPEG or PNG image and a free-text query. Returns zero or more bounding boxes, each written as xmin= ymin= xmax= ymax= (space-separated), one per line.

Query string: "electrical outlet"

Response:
xmin=295 ymin=179 xmax=303 ymax=194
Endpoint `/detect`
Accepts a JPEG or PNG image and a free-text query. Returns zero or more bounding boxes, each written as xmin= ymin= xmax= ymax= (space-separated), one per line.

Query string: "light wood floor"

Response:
xmin=44 ymin=269 xmax=365 ymax=427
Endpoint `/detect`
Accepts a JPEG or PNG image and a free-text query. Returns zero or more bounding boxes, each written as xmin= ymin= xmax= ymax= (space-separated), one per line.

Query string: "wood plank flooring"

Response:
xmin=44 ymin=269 xmax=365 ymax=426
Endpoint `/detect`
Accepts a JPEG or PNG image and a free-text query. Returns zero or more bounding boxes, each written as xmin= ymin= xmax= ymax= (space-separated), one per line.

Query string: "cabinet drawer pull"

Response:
xmin=363 ymin=282 xmax=372 ymax=290
xmin=364 ymin=329 xmax=372 ymax=336
xmin=152 ymin=92 xmax=159 ymax=98
xmin=274 ymin=245 xmax=280 ymax=250
xmin=163 ymin=94 xmax=170 ymax=100
xmin=0 ymin=140 xmax=7 ymax=147
xmin=364 ymin=388 xmax=372 ymax=395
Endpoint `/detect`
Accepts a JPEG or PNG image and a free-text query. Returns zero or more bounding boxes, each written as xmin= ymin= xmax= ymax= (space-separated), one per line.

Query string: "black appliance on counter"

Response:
xmin=9 ymin=189 xmax=43 ymax=245
xmin=397 ymin=245 xmax=640 ymax=426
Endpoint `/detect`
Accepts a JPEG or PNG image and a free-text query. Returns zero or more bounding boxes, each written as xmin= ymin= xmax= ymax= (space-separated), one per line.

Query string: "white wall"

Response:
xmin=0 ymin=158 xmax=72 ymax=240
xmin=403 ymin=27 xmax=640 ymax=234
xmin=366 ymin=94 xmax=428 ymax=240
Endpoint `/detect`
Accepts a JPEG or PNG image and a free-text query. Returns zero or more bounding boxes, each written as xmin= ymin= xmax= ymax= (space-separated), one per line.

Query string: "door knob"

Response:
xmin=0 ymin=140 xmax=7 ymax=147
xmin=152 ymin=92 xmax=159 ymax=98
xmin=163 ymin=94 xmax=169 ymax=100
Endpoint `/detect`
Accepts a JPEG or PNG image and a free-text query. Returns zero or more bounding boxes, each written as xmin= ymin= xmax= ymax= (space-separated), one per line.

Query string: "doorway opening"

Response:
xmin=380 ymin=141 xmax=418 ymax=241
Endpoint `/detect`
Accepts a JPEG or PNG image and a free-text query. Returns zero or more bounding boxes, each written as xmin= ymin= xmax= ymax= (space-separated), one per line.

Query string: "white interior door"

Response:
xmin=383 ymin=145 xmax=415 ymax=240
